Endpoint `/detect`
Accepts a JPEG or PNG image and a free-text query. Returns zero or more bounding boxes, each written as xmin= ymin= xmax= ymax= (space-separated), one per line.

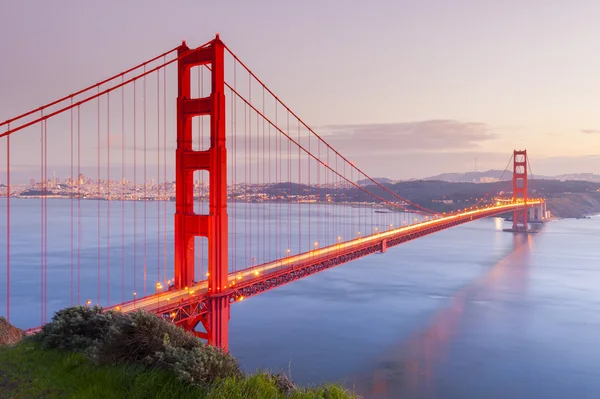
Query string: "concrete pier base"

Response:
xmin=503 ymin=227 xmax=539 ymax=234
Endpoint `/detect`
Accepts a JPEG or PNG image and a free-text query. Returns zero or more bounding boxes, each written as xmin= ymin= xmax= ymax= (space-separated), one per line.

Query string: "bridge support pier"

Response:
xmin=174 ymin=35 xmax=230 ymax=350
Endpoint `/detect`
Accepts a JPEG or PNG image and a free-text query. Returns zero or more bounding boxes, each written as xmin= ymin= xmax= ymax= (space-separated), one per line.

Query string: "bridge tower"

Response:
xmin=174 ymin=35 xmax=229 ymax=350
xmin=512 ymin=149 xmax=528 ymax=231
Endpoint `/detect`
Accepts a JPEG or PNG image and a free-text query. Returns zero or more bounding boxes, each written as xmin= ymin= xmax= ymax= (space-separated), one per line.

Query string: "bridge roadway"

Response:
xmin=112 ymin=201 xmax=541 ymax=326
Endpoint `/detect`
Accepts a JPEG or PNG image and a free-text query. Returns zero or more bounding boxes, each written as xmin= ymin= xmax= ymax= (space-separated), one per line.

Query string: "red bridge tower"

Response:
xmin=512 ymin=149 xmax=528 ymax=231
xmin=174 ymin=36 xmax=229 ymax=350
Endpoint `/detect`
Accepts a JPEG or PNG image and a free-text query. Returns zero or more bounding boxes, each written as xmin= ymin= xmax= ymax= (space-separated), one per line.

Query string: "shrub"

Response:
xmin=95 ymin=310 xmax=199 ymax=364
xmin=155 ymin=340 xmax=243 ymax=385
xmin=95 ymin=310 xmax=242 ymax=385
xmin=35 ymin=306 xmax=243 ymax=387
xmin=36 ymin=305 xmax=122 ymax=353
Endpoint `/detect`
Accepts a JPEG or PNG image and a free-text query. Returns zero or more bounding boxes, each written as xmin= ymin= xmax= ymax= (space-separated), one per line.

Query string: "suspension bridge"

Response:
xmin=0 ymin=35 xmax=545 ymax=351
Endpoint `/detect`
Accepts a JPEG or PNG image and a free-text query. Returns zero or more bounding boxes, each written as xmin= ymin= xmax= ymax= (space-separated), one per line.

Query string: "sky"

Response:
xmin=1 ymin=0 xmax=600 ymax=180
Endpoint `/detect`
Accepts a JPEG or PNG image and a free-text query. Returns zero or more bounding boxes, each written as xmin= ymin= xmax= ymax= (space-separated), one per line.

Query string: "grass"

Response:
xmin=0 ymin=342 xmax=358 ymax=399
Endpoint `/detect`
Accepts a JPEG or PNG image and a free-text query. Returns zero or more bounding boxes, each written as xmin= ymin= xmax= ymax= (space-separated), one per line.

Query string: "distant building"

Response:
xmin=479 ymin=177 xmax=499 ymax=183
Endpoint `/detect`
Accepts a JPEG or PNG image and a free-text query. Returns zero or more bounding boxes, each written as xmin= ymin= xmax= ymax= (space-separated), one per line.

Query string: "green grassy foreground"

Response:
xmin=0 ymin=342 xmax=356 ymax=399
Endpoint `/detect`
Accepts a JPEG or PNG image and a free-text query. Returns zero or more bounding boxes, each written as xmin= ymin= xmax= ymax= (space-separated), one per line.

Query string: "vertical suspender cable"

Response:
xmin=70 ymin=101 xmax=74 ymax=306
xmin=255 ymin=88 xmax=259 ymax=262
xmin=308 ymin=120 xmax=311 ymax=252
xmin=40 ymin=111 xmax=43 ymax=324
xmin=77 ymin=106 xmax=81 ymax=304
xmin=163 ymin=58 xmax=167 ymax=283
xmin=275 ymin=102 xmax=279 ymax=264
xmin=232 ymin=62 xmax=237 ymax=273
xmin=287 ymin=112 xmax=291 ymax=254
xmin=97 ymin=87 xmax=101 ymax=306
xmin=143 ymin=67 xmax=147 ymax=296
xmin=244 ymin=88 xmax=248 ymax=271
xmin=298 ymin=121 xmax=301 ymax=252
xmin=133 ymin=80 xmax=137 ymax=299
xmin=107 ymin=93 xmax=111 ymax=305
xmin=121 ymin=77 xmax=125 ymax=303
xmin=6 ymin=124 xmax=10 ymax=322
xmin=157 ymin=70 xmax=161 ymax=285
xmin=249 ymin=75 xmax=252 ymax=266
xmin=257 ymin=87 xmax=270 ymax=263
xmin=268 ymin=108 xmax=271 ymax=261
xmin=44 ymin=119 xmax=48 ymax=322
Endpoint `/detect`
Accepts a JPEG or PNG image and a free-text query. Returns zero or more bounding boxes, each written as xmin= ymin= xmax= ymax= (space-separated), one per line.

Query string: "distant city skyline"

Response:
xmin=2 ymin=1 xmax=600 ymax=179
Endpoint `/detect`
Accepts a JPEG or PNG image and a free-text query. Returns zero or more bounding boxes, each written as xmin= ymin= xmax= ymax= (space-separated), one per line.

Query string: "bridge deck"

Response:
xmin=112 ymin=201 xmax=541 ymax=327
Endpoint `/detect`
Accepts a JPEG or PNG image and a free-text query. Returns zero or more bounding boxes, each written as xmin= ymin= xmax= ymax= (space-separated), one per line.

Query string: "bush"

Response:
xmin=36 ymin=305 xmax=123 ymax=353
xmin=155 ymin=340 xmax=243 ymax=385
xmin=95 ymin=310 xmax=199 ymax=364
xmin=36 ymin=306 xmax=246 ymax=387
xmin=36 ymin=306 xmax=243 ymax=385
xmin=92 ymin=310 xmax=242 ymax=385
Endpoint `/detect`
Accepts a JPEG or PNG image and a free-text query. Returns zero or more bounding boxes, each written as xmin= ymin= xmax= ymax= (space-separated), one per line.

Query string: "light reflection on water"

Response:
xmin=349 ymin=234 xmax=534 ymax=398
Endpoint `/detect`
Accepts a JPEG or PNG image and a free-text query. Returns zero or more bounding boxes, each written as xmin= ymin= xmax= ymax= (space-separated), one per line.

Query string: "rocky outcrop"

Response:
xmin=0 ymin=317 xmax=24 ymax=346
xmin=267 ymin=372 xmax=296 ymax=395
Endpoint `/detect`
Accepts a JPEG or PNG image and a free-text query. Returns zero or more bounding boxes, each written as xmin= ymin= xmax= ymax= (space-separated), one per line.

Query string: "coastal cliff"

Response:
xmin=546 ymin=192 xmax=600 ymax=218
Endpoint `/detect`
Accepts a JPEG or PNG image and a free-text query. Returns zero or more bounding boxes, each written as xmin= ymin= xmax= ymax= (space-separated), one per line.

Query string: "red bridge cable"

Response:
xmin=287 ymin=112 xmax=291 ymax=254
xmin=45 ymin=119 xmax=48 ymax=322
xmin=244 ymin=93 xmax=247 ymax=275
xmin=143 ymin=67 xmax=147 ymax=297
xmin=0 ymin=46 xmax=181 ymax=128
xmin=274 ymin=101 xmax=279 ymax=263
xmin=39 ymin=112 xmax=43 ymax=323
xmin=5 ymin=124 xmax=10 ymax=322
xmin=221 ymin=45 xmax=435 ymax=215
xmin=249 ymin=74 xmax=253 ymax=268
xmin=232 ymin=63 xmax=237 ymax=273
xmin=162 ymin=57 xmax=167 ymax=285
xmin=298 ymin=120 xmax=301 ymax=252
xmin=77 ymin=106 xmax=81 ymax=304
xmin=1 ymin=51 xmax=184 ymax=139
xmin=262 ymin=87 xmax=266 ymax=265
xmin=70 ymin=100 xmax=74 ymax=306
xmin=97 ymin=87 xmax=101 ymax=306
xmin=308 ymin=117 xmax=311 ymax=252
xmin=221 ymin=75 xmax=429 ymax=216
xmin=107 ymin=92 xmax=111 ymax=306
xmin=227 ymin=87 xmax=429 ymax=216
xmin=42 ymin=116 xmax=48 ymax=323
xmin=157 ymin=69 xmax=161 ymax=288
xmin=121 ymin=77 xmax=125 ymax=303
xmin=473 ymin=154 xmax=514 ymax=209
xmin=133 ymin=80 xmax=138 ymax=301
xmin=527 ymin=157 xmax=535 ymax=182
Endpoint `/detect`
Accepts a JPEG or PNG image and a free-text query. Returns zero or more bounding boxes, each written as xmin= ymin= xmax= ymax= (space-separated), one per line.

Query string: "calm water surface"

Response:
xmin=1 ymin=199 xmax=599 ymax=398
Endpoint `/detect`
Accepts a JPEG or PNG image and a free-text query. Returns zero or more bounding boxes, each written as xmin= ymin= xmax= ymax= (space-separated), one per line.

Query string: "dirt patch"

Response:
xmin=0 ymin=317 xmax=24 ymax=346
